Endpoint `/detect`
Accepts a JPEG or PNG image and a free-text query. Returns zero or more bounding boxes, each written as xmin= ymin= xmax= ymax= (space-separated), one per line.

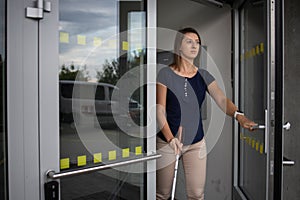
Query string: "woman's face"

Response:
xmin=179 ymin=32 xmax=200 ymax=61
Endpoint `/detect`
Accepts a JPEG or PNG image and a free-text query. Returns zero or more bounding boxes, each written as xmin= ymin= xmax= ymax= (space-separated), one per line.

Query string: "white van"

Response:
xmin=59 ymin=80 xmax=143 ymax=129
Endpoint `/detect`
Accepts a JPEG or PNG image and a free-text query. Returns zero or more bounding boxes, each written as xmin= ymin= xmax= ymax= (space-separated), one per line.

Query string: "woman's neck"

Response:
xmin=172 ymin=59 xmax=197 ymax=77
xmin=178 ymin=59 xmax=196 ymax=73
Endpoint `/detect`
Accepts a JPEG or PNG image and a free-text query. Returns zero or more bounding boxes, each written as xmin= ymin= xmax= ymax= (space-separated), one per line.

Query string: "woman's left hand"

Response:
xmin=236 ymin=115 xmax=257 ymax=131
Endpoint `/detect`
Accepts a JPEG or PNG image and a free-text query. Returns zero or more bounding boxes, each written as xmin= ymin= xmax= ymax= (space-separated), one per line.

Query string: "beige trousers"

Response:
xmin=156 ymin=137 xmax=207 ymax=200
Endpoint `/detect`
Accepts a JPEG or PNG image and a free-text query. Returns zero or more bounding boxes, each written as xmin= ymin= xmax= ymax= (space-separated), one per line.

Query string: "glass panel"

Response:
xmin=0 ymin=0 xmax=6 ymax=199
xmin=59 ymin=0 xmax=146 ymax=199
xmin=239 ymin=0 xmax=267 ymax=199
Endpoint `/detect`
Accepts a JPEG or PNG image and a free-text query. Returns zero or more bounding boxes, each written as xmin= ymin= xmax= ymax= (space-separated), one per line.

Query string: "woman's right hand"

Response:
xmin=169 ymin=138 xmax=183 ymax=155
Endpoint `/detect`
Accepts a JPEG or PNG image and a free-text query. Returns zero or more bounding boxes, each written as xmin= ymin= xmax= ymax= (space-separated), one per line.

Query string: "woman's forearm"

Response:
xmin=157 ymin=108 xmax=175 ymax=142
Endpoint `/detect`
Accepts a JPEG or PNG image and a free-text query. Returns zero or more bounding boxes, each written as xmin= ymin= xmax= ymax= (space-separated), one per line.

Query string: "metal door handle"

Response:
xmin=252 ymin=125 xmax=266 ymax=129
xmin=47 ymin=153 xmax=161 ymax=179
xmin=283 ymin=122 xmax=291 ymax=130
xmin=283 ymin=157 xmax=295 ymax=166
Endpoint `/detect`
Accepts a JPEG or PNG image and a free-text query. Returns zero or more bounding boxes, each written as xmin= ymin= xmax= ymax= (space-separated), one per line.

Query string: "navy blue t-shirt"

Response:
xmin=157 ymin=66 xmax=215 ymax=145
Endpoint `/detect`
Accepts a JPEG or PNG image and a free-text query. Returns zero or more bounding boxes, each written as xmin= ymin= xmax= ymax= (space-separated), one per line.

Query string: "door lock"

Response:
xmin=44 ymin=181 xmax=59 ymax=200
xmin=26 ymin=0 xmax=51 ymax=19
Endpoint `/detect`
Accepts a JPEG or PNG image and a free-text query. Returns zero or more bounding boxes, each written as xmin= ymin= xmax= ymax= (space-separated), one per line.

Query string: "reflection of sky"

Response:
xmin=59 ymin=0 xmax=118 ymax=78
xmin=59 ymin=0 xmax=146 ymax=79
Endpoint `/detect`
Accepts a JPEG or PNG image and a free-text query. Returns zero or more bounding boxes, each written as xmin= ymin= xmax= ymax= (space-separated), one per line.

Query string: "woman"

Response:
xmin=156 ymin=27 xmax=256 ymax=200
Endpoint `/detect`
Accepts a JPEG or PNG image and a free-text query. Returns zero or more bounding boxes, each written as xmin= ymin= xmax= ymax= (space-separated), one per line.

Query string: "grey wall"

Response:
xmin=283 ymin=0 xmax=300 ymax=198
xmin=157 ymin=0 xmax=233 ymax=199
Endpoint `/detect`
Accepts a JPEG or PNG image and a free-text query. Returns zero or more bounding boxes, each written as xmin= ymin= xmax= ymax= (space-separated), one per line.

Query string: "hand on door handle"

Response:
xmin=236 ymin=115 xmax=257 ymax=131
xmin=251 ymin=122 xmax=291 ymax=130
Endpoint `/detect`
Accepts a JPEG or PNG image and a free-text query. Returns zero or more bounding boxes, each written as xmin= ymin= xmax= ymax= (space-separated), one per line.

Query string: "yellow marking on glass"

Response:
xmin=252 ymin=48 xmax=256 ymax=57
xmin=256 ymin=45 xmax=260 ymax=55
xmin=245 ymin=51 xmax=250 ymax=59
xmin=240 ymin=133 xmax=247 ymax=140
xmin=135 ymin=146 xmax=142 ymax=155
xmin=249 ymin=49 xmax=253 ymax=57
xmin=94 ymin=153 xmax=102 ymax=163
xmin=60 ymin=32 xmax=69 ymax=43
xmin=94 ymin=37 xmax=102 ymax=47
xmin=122 ymin=41 xmax=129 ymax=50
xmin=109 ymin=150 xmax=116 ymax=160
xmin=260 ymin=143 xmax=264 ymax=154
xmin=77 ymin=35 xmax=86 ymax=45
xmin=260 ymin=42 xmax=264 ymax=53
xmin=122 ymin=148 xmax=130 ymax=158
xmin=240 ymin=54 xmax=244 ymax=61
xmin=256 ymin=141 xmax=260 ymax=151
xmin=60 ymin=158 xmax=70 ymax=170
xmin=252 ymin=139 xmax=256 ymax=148
xmin=109 ymin=39 xmax=117 ymax=49
xmin=77 ymin=155 xmax=86 ymax=166
xmin=136 ymin=44 xmax=143 ymax=52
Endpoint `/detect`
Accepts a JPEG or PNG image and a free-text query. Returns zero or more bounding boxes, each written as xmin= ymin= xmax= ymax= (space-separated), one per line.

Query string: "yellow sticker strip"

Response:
xmin=77 ymin=35 xmax=86 ymax=45
xmin=136 ymin=43 xmax=143 ymax=52
xmin=77 ymin=155 xmax=87 ymax=166
xmin=122 ymin=148 xmax=130 ymax=158
xmin=260 ymin=143 xmax=264 ymax=154
xmin=252 ymin=139 xmax=256 ymax=148
xmin=108 ymin=39 xmax=117 ymax=49
xmin=60 ymin=32 xmax=69 ymax=43
xmin=94 ymin=37 xmax=102 ymax=47
xmin=135 ymin=146 xmax=142 ymax=155
xmin=256 ymin=141 xmax=260 ymax=152
xmin=260 ymin=42 xmax=264 ymax=53
xmin=256 ymin=45 xmax=260 ymax=55
xmin=122 ymin=41 xmax=129 ymax=51
xmin=94 ymin=153 xmax=102 ymax=163
xmin=60 ymin=158 xmax=70 ymax=170
xmin=109 ymin=150 xmax=117 ymax=160
xmin=251 ymin=48 xmax=256 ymax=57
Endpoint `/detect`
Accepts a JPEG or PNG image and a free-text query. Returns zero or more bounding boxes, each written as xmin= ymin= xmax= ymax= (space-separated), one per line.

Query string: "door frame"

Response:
xmin=7 ymin=0 xmax=41 ymax=199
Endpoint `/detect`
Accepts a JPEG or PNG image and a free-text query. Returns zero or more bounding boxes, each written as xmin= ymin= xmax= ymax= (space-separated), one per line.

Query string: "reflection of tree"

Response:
xmin=97 ymin=50 xmax=145 ymax=85
xmin=96 ymin=59 xmax=120 ymax=85
xmin=59 ymin=63 xmax=88 ymax=81
xmin=129 ymin=50 xmax=145 ymax=68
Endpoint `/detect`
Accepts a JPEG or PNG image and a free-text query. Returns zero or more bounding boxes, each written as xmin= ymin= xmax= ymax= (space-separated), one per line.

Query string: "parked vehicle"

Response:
xmin=59 ymin=80 xmax=143 ymax=129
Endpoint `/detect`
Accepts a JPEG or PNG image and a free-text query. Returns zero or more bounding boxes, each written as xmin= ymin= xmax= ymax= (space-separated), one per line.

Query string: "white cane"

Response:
xmin=170 ymin=126 xmax=182 ymax=200
xmin=171 ymin=154 xmax=180 ymax=200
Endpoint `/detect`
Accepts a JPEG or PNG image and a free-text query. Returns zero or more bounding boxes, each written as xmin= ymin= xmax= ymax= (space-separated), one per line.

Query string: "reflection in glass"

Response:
xmin=0 ymin=0 xmax=6 ymax=199
xmin=59 ymin=0 xmax=146 ymax=199
xmin=239 ymin=1 xmax=267 ymax=200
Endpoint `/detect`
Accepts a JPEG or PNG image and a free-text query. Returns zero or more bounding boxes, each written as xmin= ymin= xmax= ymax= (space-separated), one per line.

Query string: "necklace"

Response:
xmin=184 ymin=78 xmax=188 ymax=97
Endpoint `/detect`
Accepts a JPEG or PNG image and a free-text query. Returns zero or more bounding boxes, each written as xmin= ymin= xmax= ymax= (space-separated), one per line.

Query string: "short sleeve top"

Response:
xmin=157 ymin=66 xmax=215 ymax=145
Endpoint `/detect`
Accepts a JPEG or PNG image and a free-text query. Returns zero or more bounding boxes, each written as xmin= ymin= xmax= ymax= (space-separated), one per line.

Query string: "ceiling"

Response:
xmin=190 ymin=0 xmax=236 ymax=8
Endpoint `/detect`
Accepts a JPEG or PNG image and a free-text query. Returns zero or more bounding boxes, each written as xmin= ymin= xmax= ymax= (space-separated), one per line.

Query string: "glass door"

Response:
xmin=239 ymin=1 xmax=268 ymax=199
xmin=39 ymin=0 xmax=158 ymax=199
xmin=233 ymin=0 xmax=278 ymax=199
